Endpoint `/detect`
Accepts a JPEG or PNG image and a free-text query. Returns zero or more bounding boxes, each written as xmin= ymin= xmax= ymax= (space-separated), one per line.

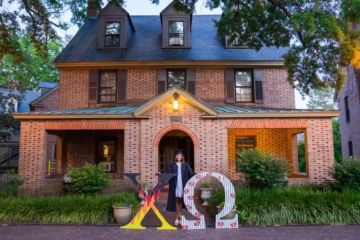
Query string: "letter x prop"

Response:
xmin=121 ymin=173 xmax=177 ymax=230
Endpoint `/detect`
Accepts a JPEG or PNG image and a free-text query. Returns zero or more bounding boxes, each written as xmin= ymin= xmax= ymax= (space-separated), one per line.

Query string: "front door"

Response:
xmin=158 ymin=136 xmax=194 ymax=173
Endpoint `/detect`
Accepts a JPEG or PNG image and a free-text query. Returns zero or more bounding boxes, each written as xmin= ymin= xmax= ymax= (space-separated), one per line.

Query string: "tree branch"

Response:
xmin=266 ymin=0 xmax=307 ymax=47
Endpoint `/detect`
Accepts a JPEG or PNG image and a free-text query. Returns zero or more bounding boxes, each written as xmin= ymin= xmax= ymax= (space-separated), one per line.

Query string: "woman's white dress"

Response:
xmin=175 ymin=162 xmax=183 ymax=197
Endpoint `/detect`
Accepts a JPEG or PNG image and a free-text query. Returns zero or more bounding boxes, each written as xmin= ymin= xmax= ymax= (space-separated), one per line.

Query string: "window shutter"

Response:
xmin=225 ymin=69 xmax=235 ymax=103
xmin=186 ymin=69 xmax=196 ymax=95
xmin=254 ymin=69 xmax=264 ymax=104
xmin=117 ymin=70 xmax=127 ymax=103
xmin=157 ymin=70 xmax=167 ymax=95
xmin=89 ymin=70 xmax=98 ymax=104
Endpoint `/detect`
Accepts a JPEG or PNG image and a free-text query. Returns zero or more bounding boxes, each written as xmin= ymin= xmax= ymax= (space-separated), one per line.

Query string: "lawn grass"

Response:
xmin=208 ymin=185 xmax=360 ymax=226
xmin=0 ymin=192 xmax=139 ymax=224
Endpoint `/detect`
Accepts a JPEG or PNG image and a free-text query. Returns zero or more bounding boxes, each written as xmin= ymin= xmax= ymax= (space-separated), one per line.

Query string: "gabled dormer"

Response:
xmin=97 ymin=3 xmax=135 ymax=50
xmin=160 ymin=1 xmax=192 ymax=49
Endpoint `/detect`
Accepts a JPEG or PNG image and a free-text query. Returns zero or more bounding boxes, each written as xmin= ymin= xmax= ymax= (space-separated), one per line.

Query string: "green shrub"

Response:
xmin=66 ymin=163 xmax=112 ymax=195
xmin=236 ymin=148 xmax=288 ymax=189
xmin=113 ymin=192 xmax=140 ymax=214
xmin=208 ymin=185 xmax=360 ymax=225
xmin=0 ymin=169 xmax=25 ymax=197
xmin=0 ymin=192 xmax=139 ymax=224
xmin=328 ymin=156 xmax=360 ymax=191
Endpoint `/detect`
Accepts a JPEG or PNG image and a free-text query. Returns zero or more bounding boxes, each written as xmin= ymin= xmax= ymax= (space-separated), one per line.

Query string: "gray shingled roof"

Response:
xmin=39 ymin=81 xmax=58 ymax=89
xmin=0 ymin=89 xmax=41 ymax=113
xmin=55 ymin=15 xmax=288 ymax=63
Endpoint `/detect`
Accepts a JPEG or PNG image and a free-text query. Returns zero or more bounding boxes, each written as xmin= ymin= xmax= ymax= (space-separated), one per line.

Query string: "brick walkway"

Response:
xmin=1 ymin=225 xmax=360 ymax=240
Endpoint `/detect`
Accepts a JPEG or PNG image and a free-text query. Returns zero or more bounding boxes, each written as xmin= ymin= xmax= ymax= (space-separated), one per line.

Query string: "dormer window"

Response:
xmin=105 ymin=22 xmax=120 ymax=47
xmin=97 ymin=4 xmax=135 ymax=50
xmin=169 ymin=22 xmax=184 ymax=46
xmin=6 ymin=97 xmax=18 ymax=113
xmin=160 ymin=1 xmax=191 ymax=49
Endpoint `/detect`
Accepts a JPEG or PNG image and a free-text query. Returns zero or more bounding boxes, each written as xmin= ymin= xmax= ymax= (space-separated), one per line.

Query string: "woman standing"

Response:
xmin=166 ymin=150 xmax=194 ymax=226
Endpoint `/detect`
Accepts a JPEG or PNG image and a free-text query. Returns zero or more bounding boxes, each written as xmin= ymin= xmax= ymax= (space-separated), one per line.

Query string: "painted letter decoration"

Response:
xmin=182 ymin=172 xmax=238 ymax=230
xmin=121 ymin=172 xmax=238 ymax=230
xmin=121 ymin=173 xmax=177 ymax=230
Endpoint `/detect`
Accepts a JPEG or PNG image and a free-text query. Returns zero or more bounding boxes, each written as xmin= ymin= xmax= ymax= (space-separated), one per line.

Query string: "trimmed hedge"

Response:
xmin=0 ymin=192 xmax=139 ymax=224
xmin=208 ymin=185 xmax=360 ymax=225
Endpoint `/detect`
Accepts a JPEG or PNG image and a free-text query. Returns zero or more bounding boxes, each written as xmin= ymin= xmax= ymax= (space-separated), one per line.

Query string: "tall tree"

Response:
xmin=306 ymin=87 xmax=337 ymax=110
xmin=2 ymin=0 xmax=360 ymax=95
xmin=0 ymin=34 xmax=64 ymax=90
xmin=0 ymin=0 xmax=124 ymax=64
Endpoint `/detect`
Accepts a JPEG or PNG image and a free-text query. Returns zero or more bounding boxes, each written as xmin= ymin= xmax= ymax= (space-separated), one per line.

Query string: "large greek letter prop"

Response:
xmin=182 ymin=172 xmax=238 ymax=230
xmin=121 ymin=173 xmax=177 ymax=230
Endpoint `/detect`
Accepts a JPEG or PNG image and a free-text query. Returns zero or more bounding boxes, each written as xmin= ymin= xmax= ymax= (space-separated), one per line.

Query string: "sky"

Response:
xmin=4 ymin=0 xmax=308 ymax=108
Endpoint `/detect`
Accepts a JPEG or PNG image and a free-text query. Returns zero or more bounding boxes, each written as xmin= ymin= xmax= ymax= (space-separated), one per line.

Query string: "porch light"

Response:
xmin=173 ymin=94 xmax=179 ymax=111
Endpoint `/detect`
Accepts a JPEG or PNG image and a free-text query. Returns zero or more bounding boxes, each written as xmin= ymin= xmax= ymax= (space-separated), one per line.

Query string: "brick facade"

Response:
xmin=58 ymin=68 xmax=294 ymax=110
xmin=15 ymin=63 xmax=335 ymax=196
xmin=338 ymin=66 xmax=360 ymax=158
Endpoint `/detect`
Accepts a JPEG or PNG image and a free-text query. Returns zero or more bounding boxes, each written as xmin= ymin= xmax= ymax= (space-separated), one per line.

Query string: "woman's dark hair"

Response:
xmin=174 ymin=153 xmax=185 ymax=163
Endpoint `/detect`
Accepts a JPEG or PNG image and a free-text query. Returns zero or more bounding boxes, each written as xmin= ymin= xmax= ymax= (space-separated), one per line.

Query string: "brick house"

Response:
xmin=13 ymin=1 xmax=340 ymax=196
xmin=336 ymin=65 xmax=360 ymax=158
xmin=0 ymin=82 xmax=57 ymax=173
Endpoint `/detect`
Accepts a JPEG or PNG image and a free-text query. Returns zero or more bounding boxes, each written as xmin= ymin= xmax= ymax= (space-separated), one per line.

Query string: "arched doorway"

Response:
xmin=158 ymin=130 xmax=194 ymax=173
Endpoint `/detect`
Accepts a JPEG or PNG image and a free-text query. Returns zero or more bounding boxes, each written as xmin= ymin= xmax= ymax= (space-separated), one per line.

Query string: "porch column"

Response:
xmin=18 ymin=121 xmax=47 ymax=196
xmin=306 ymin=119 xmax=334 ymax=183
xmin=124 ymin=120 xmax=141 ymax=174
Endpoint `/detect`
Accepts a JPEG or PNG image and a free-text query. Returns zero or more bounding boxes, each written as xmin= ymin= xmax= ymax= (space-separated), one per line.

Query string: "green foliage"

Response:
xmin=200 ymin=181 xmax=211 ymax=189
xmin=0 ymin=0 xmax=123 ymax=63
xmin=332 ymin=118 xmax=342 ymax=163
xmin=113 ymin=192 xmax=139 ymax=209
xmin=173 ymin=0 xmax=360 ymax=95
xmin=297 ymin=141 xmax=306 ymax=173
xmin=236 ymin=148 xmax=288 ymax=189
xmin=0 ymin=193 xmax=139 ymax=224
xmin=0 ymin=169 xmax=25 ymax=197
xmin=66 ymin=163 xmax=112 ymax=195
xmin=0 ymin=34 xmax=63 ymax=90
xmin=306 ymin=87 xmax=337 ymax=110
xmin=138 ymin=180 xmax=149 ymax=189
xmin=3 ymin=0 xmax=360 ymax=93
xmin=208 ymin=185 xmax=360 ymax=225
xmin=328 ymin=157 xmax=360 ymax=191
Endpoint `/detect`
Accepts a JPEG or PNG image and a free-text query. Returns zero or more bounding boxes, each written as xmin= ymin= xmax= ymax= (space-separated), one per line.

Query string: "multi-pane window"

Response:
xmin=235 ymin=70 xmax=253 ymax=102
xmin=105 ymin=22 xmax=120 ymax=47
xmin=236 ymin=136 xmax=256 ymax=171
xmin=97 ymin=138 xmax=116 ymax=172
xmin=345 ymin=96 xmax=350 ymax=122
xmin=168 ymin=70 xmax=186 ymax=89
xmin=169 ymin=21 xmax=184 ymax=46
xmin=99 ymin=72 xmax=117 ymax=103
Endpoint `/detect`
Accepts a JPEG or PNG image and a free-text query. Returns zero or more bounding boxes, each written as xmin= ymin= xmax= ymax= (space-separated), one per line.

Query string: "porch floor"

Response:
xmin=141 ymin=192 xmax=215 ymax=227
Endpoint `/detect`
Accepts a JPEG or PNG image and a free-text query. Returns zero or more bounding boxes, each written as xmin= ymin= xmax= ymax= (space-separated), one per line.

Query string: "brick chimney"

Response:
xmin=87 ymin=0 xmax=98 ymax=18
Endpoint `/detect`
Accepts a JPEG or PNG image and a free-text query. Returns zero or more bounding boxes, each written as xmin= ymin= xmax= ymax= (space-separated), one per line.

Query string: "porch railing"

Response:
xmin=0 ymin=149 xmax=19 ymax=166
xmin=47 ymin=160 xmax=56 ymax=175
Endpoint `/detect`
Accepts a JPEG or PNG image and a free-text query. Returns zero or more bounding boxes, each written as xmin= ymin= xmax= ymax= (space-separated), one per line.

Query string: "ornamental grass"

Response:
xmin=0 ymin=192 xmax=139 ymax=224
xmin=208 ymin=185 xmax=360 ymax=226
